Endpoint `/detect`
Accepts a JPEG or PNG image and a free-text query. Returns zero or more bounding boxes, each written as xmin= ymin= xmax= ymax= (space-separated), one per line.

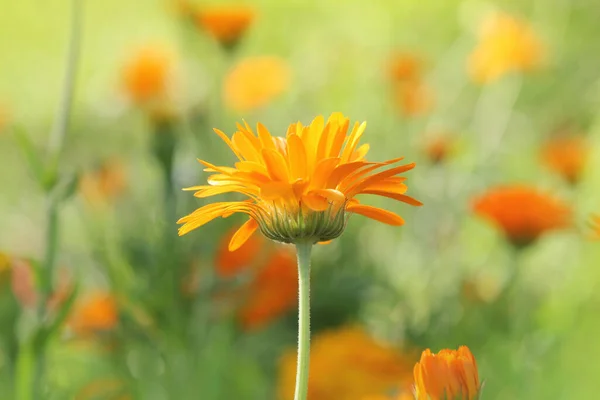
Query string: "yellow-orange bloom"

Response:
xmin=178 ymin=113 xmax=421 ymax=250
xmin=214 ymin=227 xmax=297 ymax=330
xmin=223 ymin=56 xmax=290 ymax=113
xmin=121 ymin=46 xmax=176 ymax=115
xmin=469 ymin=12 xmax=543 ymax=83
xmin=278 ymin=326 xmax=415 ymax=400
xmin=194 ymin=5 xmax=254 ymax=49
xmin=473 ymin=185 xmax=571 ymax=247
xmin=80 ymin=160 xmax=127 ymax=205
xmin=541 ymin=136 xmax=588 ymax=185
xmin=414 ymin=346 xmax=479 ymax=400
xmin=69 ymin=292 xmax=118 ymax=336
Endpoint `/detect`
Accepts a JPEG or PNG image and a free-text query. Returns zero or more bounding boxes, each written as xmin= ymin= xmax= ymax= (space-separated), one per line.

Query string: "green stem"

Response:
xmin=14 ymin=340 xmax=34 ymax=400
xmin=293 ymin=241 xmax=312 ymax=400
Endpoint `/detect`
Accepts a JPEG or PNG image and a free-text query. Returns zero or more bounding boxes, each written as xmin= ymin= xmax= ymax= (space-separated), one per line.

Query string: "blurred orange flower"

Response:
xmin=278 ymin=326 xmax=414 ymax=400
xmin=473 ymin=185 xmax=571 ymax=247
xmin=215 ymin=226 xmax=297 ymax=330
xmin=194 ymin=5 xmax=254 ymax=50
xmin=389 ymin=53 xmax=423 ymax=83
xmin=80 ymin=160 xmax=127 ymax=205
xmin=69 ymin=292 xmax=118 ymax=336
xmin=223 ymin=56 xmax=290 ymax=112
xmin=239 ymin=248 xmax=297 ymax=330
xmin=413 ymin=346 xmax=480 ymax=400
xmin=121 ymin=45 xmax=177 ymax=117
xmin=395 ymin=82 xmax=434 ymax=117
xmin=541 ymin=135 xmax=588 ymax=185
xmin=469 ymin=12 xmax=543 ymax=83
xmin=423 ymin=135 xmax=454 ymax=164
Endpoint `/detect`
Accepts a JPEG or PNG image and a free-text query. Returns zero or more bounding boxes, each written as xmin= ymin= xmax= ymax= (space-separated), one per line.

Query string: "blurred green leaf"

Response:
xmin=12 ymin=125 xmax=46 ymax=188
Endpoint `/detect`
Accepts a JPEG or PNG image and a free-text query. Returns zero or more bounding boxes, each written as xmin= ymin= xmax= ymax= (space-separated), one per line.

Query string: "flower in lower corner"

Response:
xmin=178 ymin=113 xmax=422 ymax=249
xmin=278 ymin=326 xmax=415 ymax=400
xmin=413 ymin=346 xmax=480 ymax=400
xmin=193 ymin=5 xmax=254 ymax=51
xmin=472 ymin=185 xmax=571 ymax=248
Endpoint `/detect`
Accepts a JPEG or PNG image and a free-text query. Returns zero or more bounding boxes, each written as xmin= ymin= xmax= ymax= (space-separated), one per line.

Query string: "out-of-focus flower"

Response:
xmin=80 ymin=160 xmax=127 ymax=206
xmin=193 ymin=5 xmax=254 ymax=50
xmin=223 ymin=56 xmax=290 ymax=112
xmin=394 ymin=82 xmax=434 ymax=117
xmin=389 ymin=53 xmax=423 ymax=83
xmin=541 ymin=135 xmax=588 ymax=185
xmin=121 ymin=46 xmax=178 ymax=118
xmin=413 ymin=346 xmax=480 ymax=400
xmin=239 ymin=247 xmax=297 ymax=330
xmin=590 ymin=215 xmax=600 ymax=240
xmin=469 ymin=11 xmax=543 ymax=83
xmin=68 ymin=292 xmax=118 ymax=336
xmin=178 ymin=113 xmax=421 ymax=250
xmin=75 ymin=378 xmax=130 ymax=400
xmin=423 ymin=135 xmax=454 ymax=164
xmin=473 ymin=185 xmax=571 ymax=247
xmin=278 ymin=326 xmax=414 ymax=400
xmin=214 ymin=227 xmax=297 ymax=330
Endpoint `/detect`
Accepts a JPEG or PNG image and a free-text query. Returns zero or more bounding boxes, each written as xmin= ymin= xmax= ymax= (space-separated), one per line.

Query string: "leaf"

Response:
xmin=54 ymin=170 xmax=80 ymax=202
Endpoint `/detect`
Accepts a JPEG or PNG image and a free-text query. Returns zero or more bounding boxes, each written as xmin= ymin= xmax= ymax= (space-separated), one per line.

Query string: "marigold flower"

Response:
xmin=541 ymin=135 xmax=588 ymax=185
xmin=414 ymin=346 xmax=480 ymax=400
xmin=80 ymin=160 xmax=127 ymax=205
xmin=194 ymin=5 xmax=254 ymax=50
xmin=473 ymin=185 xmax=571 ymax=247
xmin=278 ymin=326 xmax=414 ymax=400
xmin=469 ymin=12 xmax=543 ymax=83
xmin=223 ymin=56 xmax=290 ymax=113
xmin=121 ymin=46 xmax=177 ymax=117
xmin=68 ymin=292 xmax=118 ymax=336
xmin=178 ymin=113 xmax=421 ymax=249
xmin=424 ymin=135 xmax=454 ymax=164
xmin=389 ymin=53 xmax=423 ymax=83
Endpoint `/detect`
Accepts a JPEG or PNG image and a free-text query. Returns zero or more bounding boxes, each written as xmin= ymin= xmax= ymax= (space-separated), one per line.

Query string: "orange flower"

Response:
xmin=178 ymin=113 xmax=421 ymax=249
xmin=223 ymin=56 xmax=290 ymax=112
xmin=395 ymin=82 xmax=434 ymax=117
xmin=215 ymin=226 xmax=264 ymax=278
xmin=69 ymin=292 xmax=118 ymax=336
xmin=239 ymin=247 xmax=297 ymax=330
xmin=473 ymin=185 xmax=571 ymax=247
xmin=278 ymin=326 xmax=414 ymax=400
xmin=389 ymin=53 xmax=423 ymax=83
xmin=194 ymin=5 xmax=254 ymax=49
xmin=121 ymin=45 xmax=176 ymax=116
xmin=215 ymin=226 xmax=297 ymax=329
xmin=469 ymin=11 xmax=543 ymax=83
xmin=590 ymin=215 xmax=600 ymax=240
xmin=413 ymin=346 xmax=480 ymax=400
xmin=541 ymin=136 xmax=588 ymax=185
xmin=80 ymin=160 xmax=127 ymax=205
xmin=423 ymin=135 xmax=453 ymax=164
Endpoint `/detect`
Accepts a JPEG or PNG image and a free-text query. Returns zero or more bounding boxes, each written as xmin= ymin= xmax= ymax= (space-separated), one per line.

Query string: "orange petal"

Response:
xmin=346 ymin=204 xmax=405 ymax=226
xmin=262 ymin=148 xmax=290 ymax=182
xmin=302 ymin=193 xmax=329 ymax=211
xmin=309 ymin=188 xmax=346 ymax=205
xmin=229 ymin=218 xmax=259 ymax=251
xmin=257 ymin=122 xmax=275 ymax=150
xmin=213 ymin=128 xmax=243 ymax=160
xmin=287 ymin=134 xmax=307 ymax=180
xmin=360 ymin=190 xmax=423 ymax=206
xmin=232 ymin=131 xmax=261 ymax=163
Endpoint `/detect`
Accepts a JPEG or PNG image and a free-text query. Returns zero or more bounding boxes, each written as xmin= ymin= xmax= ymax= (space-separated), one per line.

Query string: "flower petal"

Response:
xmin=229 ymin=218 xmax=259 ymax=251
xmin=346 ymin=204 xmax=405 ymax=226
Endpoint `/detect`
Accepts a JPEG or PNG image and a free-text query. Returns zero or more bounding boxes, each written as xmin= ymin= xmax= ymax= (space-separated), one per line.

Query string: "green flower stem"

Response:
xmin=294 ymin=241 xmax=313 ymax=400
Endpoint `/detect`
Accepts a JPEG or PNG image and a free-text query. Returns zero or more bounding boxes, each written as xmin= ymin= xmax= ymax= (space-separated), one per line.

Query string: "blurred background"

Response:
xmin=1 ymin=0 xmax=600 ymax=399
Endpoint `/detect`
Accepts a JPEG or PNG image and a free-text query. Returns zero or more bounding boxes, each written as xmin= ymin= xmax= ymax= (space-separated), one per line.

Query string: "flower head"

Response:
xmin=473 ymin=185 xmax=571 ymax=247
xmin=541 ymin=135 xmax=588 ymax=185
xmin=469 ymin=12 xmax=543 ymax=83
xmin=223 ymin=56 xmax=290 ymax=113
xmin=278 ymin=326 xmax=414 ymax=400
xmin=80 ymin=160 xmax=127 ymax=205
xmin=178 ymin=113 xmax=421 ymax=249
xmin=121 ymin=45 xmax=177 ymax=117
xmin=68 ymin=292 xmax=118 ymax=336
xmin=194 ymin=5 xmax=254 ymax=50
xmin=413 ymin=346 xmax=480 ymax=400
